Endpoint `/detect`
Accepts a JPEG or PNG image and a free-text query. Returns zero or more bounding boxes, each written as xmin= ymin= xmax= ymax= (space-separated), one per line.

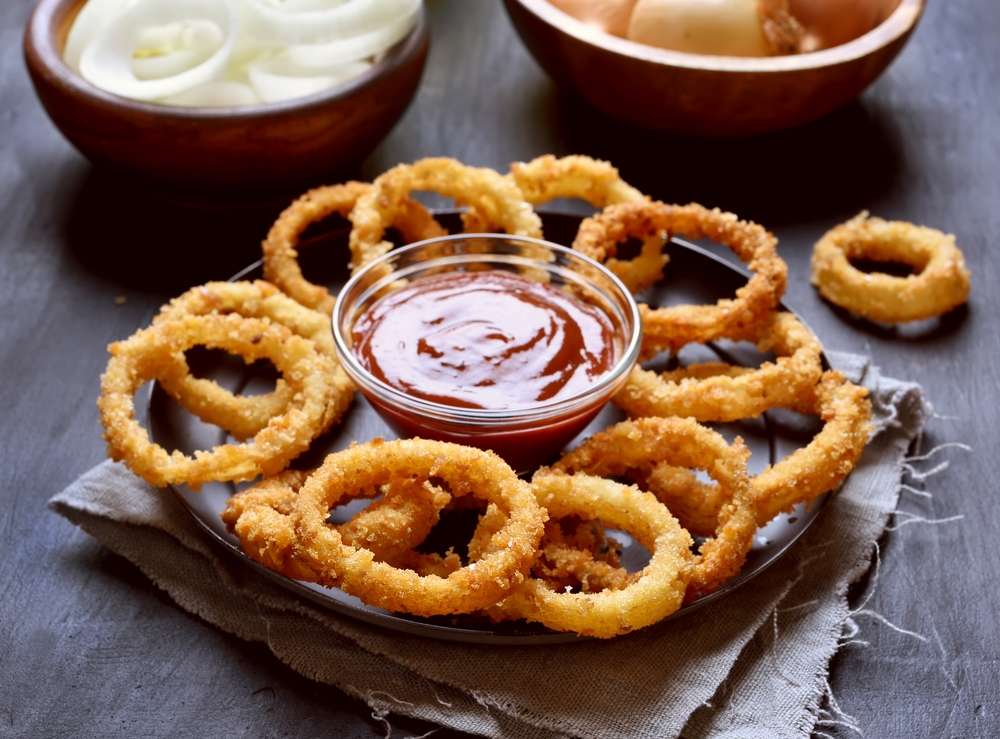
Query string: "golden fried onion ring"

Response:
xmin=811 ymin=212 xmax=971 ymax=323
xmin=486 ymin=472 xmax=694 ymax=638
xmin=348 ymin=158 xmax=543 ymax=270
xmin=291 ymin=439 xmax=546 ymax=616
xmin=153 ymin=280 xmax=354 ymax=440
xmin=222 ymin=470 xmax=456 ymax=581
xmin=553 ymin=417 xmax=756 ymax=600
xmin=262 ymin=181 xmax=446 ymax=315
xmin=509 ymin=154 xmax=667 ymax=293
xmin=637 ymin=371 xmax=872 ymax=534
xmin=614 ymin=312 xmax=823 ymax=422
xmin=99 ymin=314 xmax=335 ymax=487
xmin=574 ymin=201 xmax=788 ymax=354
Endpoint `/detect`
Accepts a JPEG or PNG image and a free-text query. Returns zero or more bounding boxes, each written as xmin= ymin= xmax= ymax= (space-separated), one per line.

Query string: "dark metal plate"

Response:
xmin=149 ymin=210 xmax=830 ymax=645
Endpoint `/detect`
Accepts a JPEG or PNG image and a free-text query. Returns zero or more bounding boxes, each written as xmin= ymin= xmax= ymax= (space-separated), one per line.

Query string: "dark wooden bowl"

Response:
xmin=504 ymin=0 xmax=923 ymax=137
xmin=23 ymin=0 xmax=429 ymax=190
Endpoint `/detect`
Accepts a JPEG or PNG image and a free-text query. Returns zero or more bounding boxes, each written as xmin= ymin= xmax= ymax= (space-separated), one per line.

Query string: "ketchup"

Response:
xmin=351 ymin=271 xmax=619 ymax=410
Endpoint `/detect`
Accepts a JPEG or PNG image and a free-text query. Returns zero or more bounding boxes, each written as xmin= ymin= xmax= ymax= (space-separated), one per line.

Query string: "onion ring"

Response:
xmin=614 ymin=312 xmax=823 ymax=422
xmin=153 ymin=280 xmax=354 ymax=440
xmin=222 ymin=469 xmax=455 ymax=580
xmin=553 ymin=417 xmax=756 ymax=600
xmin=348 ymin=158 xmax=543 ymax=270
xmin=291 ymin=439 xmax=546 ymax=616
xmin=574 ymin=201 xmax=788 ymax=353
xmin=811 ymin=212 xmax=971 ymax=323
xmin=262 ymin=182 xmax=446 ymax=315
xmin=485 ymin=472 xmax=694 ymax=638
xmin=636 ymin=371 xmax=872 ymax=532
xmin=98 ymin=314 xmax=334 ymax=487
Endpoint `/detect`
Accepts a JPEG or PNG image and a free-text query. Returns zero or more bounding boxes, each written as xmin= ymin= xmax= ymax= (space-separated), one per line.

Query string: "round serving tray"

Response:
xmin=149 ymin=210 xmax=830 ymax=645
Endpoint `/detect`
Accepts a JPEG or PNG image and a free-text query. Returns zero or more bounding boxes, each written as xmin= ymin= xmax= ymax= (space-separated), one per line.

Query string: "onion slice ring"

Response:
xmin=152 ymin=281 xmax=354 ymax=440
xmin=291 ymin=439 xmax=546 ymax=616
xmin=574 ymin=201 xmax=788 ymax=354
xmin=348 ymin=158 xmax=543 ymax=270
xmin=553 ymin=417 xmax=756 ymax=601
xmin=637 ymin=371 xmax=872 ymax=532
xmin=223 ymin=469 xmax=454 ymax=580
xmin=614 ymin=312 xmax=823 ymax=422
xmin=485 ymin=472 xmax=694 ymax=638
xmin=810 ymin=212 xmax=971 ymax=323
xmin=79 ymin=0 xmax=239 ymax=101
xmin=98 ymin=314 xmax=335 ymax=488
xmin=262 ymin=182 xmax=446 ymax=315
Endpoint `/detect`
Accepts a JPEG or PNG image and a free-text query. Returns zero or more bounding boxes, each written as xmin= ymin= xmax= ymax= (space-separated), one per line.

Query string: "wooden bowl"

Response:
xmin=504 ymin=0 xmax=923 ymax=136
xmin=23 ymin=0 xmax=429 ymax=190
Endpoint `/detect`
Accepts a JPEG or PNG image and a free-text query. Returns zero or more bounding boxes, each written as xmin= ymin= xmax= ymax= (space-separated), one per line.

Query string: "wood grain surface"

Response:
xmin=1 ymin=1 xmax=997 ymax=736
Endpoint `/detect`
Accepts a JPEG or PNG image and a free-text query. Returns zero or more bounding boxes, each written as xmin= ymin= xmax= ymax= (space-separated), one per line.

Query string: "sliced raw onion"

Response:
xmin=64 ymin=0 xmax=136 ymax=71
xmin=284 ymin=0 xmax=418 ymax=71
xmin=243 ymin=0 xmax=414 ymax=44
xmin=79 ymin=0 xmax=239 ymax=101
xmin=248 ymin=58 xmax=371 ymax=103
xmin=163 ymin=80 xmax=260 ymax=107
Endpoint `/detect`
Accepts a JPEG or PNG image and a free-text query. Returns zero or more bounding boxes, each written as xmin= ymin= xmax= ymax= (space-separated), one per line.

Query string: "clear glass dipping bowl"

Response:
xmin=332 ymin=234 xmax=642 ymax=471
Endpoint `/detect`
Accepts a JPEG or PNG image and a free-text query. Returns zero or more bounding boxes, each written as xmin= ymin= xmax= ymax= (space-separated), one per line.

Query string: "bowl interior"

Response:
xmin=516 ymin=0 xmax=922 ymax=71
xmin=30 ymin=0 xmax=426 ymax=116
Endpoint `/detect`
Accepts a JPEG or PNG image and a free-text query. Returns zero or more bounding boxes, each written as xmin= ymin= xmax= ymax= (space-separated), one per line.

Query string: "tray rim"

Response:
xmin=152 ymin=208 xmax=831 ymax=645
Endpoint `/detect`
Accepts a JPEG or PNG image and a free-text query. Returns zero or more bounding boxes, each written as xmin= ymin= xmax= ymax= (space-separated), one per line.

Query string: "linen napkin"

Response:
xmin=50 ymin=351 xmax=928 ymax=739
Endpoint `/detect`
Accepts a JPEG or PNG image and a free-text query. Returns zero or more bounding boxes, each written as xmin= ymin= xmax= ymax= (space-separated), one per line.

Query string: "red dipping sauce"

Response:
xmin=346 ymin=269 xmax=628 ymax=470
xmin=351 ymin=271 xmax=619 ymax=410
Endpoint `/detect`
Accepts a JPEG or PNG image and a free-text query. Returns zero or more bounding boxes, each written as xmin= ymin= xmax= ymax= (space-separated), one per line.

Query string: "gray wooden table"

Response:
xmin=2 ymin=1 xmax=997 ymax=736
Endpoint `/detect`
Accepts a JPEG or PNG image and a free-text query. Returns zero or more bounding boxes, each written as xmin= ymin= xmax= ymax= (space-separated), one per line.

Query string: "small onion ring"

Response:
xmin=637 ymin=371 xmax=872 ymax=532
xmin=291 ymin=439 xmax=546 ymax=616
xmin=348 ymin=158 xmax=543 ymax=270
xmin=553 ymin=417 xmax=756 ymax=601
xmin=98 ymin=314 xmax=335 ymax=488
xmin=614 ymin=312 xmax=823 ymax=422
xmin=152 ymin=280 xmax=354 ymax=440
xmin=222 ymin=469 xmax=455 ymax=580
xmin=574 ymin=201 xmax=788 ymax=354
xmin=485 ymin=472 xmax=694 ymax=638
xmin=262 ymin=182 xmax=446 ymax=315
xmin=810 ymin=212 xmax=971 ymax=323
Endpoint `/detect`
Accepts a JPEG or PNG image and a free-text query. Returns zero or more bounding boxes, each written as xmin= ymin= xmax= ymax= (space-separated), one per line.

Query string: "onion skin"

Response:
xmin=548 ymin=0 xmax=638 ymax=37
xmin=627 ymin=0 xmax=771 ymax=57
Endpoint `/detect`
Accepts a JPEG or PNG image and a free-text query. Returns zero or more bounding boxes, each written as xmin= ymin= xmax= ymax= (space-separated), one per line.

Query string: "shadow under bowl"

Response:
xmin=23 ymin=0 xmax=429 ymax=190
xmin=504 ymin=0 xmax=923 ymax=137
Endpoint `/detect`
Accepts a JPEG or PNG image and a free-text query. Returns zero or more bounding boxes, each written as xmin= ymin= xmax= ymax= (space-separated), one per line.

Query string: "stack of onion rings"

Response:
xmin=153 ymin=280 xmax=355 ymax=440
xmin=99 ymin=313 xmax=335 ymax=487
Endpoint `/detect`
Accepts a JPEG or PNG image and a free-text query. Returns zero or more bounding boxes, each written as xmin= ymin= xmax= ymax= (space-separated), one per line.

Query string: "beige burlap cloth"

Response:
xmin=51 ymin=352 xmax=928 ymax=738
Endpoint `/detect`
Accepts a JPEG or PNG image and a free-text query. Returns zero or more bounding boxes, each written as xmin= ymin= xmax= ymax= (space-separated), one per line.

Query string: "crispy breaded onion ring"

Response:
xmin=262 ymin=182 xmax=446 ymax=315
xmin=485 ymin=472 xmax=693 ymax=638
xmin=614 ymin=312 xmax=823 ymax=422
xmin=510 ymin=155 xmax=667 ymax=293
xmin=637 ymin=371 xmax=872 ymax=533
xmin=153 ymin=280 xmax=354 ymax=440
xmin=574 ymin=201 xmax=788 ymax=354
xmin=553 ymin=417 xmax=755 ymax=600
xmin=222 ymin=469 xmax=455 ymax=580
xmin=98 ymin=314 xmax=335 ymax=487
xmin=348 ymin=158 xmax=543 ymax=270
xmin=810 ymin=212 xmax=971 ymax=323
xmin=291 ymin=439 xmax=546 ymax=616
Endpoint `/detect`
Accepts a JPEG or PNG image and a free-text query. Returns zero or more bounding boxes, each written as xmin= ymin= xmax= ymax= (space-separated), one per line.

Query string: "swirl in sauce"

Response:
xmin=351 ymin=270 xmax=619 ymax=410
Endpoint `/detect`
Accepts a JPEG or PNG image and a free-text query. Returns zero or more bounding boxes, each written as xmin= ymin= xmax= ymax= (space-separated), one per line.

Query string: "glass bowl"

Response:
xmin=332 ymin=234 xmax=642 ymax=471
